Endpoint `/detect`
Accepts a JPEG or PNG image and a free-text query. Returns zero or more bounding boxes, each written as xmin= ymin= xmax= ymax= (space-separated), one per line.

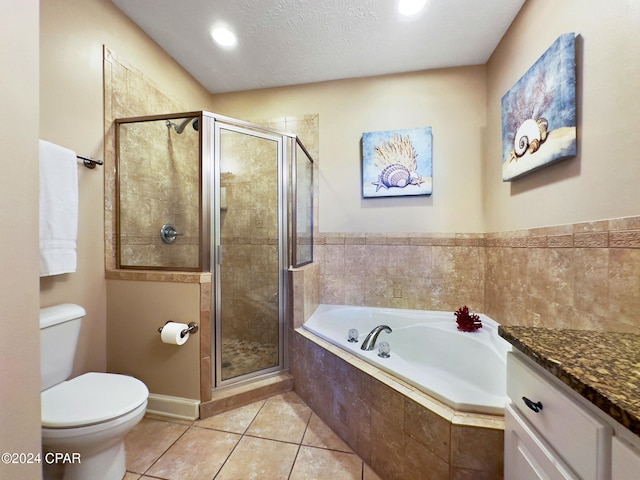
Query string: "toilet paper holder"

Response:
xmin=158 ymin=321 xmax=199 ymax=339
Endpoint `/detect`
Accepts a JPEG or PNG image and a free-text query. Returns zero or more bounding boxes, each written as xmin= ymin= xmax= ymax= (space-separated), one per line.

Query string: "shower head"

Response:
xmin=174 ymin=117 xmax=199 ymax=134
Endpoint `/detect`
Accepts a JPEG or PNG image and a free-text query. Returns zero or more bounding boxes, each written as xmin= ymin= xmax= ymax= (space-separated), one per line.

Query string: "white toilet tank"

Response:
xmin=40 ymin=304 xmax=86 ymax=391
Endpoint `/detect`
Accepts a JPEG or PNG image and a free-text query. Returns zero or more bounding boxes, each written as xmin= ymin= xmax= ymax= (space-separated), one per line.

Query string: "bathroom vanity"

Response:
xmin=500 ymin=326 xmax=640 ymax=479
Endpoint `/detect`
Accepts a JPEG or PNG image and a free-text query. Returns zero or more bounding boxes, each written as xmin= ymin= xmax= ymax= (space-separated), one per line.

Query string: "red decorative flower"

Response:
xmin=454 ymin=306 xmax=482 ymax=332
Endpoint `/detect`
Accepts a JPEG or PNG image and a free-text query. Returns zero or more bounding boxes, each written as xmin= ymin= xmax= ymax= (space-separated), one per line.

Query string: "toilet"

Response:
xmin=40 ymin=304 xmax=148 ymax=480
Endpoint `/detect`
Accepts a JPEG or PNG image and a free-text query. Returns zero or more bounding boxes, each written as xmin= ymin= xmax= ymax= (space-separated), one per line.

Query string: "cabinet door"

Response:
xmin=508 ymin=352 xmax=611 ymax=480
xmin=505 ymin=404 xmax=579 ymax=480
xmin=612 ymin=436 xmax=640 ymax=480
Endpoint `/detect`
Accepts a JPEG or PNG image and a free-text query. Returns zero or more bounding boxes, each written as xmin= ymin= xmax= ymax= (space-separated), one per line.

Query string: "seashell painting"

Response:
xmin=501 ymin=33 xmax=577 ymax=181
xmin=362 ymin=127 xmax=432 ymax=198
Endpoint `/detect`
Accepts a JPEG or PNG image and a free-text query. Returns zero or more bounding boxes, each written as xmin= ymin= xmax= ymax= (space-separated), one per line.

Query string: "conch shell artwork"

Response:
xmin=501 ymin=33 xmax=577 ymax=181
xmin=362 ymin=127 xmax=432 ymax=198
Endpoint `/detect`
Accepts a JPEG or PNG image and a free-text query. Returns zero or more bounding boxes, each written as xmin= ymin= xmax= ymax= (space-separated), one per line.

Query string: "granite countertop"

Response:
xmin=499 ymin=325 xmax=640 ymax=436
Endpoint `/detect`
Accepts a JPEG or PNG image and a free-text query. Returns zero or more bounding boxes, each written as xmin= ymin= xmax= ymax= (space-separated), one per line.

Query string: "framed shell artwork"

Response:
xmin=501 ymin=32 xmax=577 ymax=181
xmin=362 ymin=126 xmax=433 ymax=198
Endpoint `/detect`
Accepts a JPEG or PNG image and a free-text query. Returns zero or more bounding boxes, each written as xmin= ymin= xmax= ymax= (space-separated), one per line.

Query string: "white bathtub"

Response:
xmin=302 ymin=304 xmax=511 ymax=415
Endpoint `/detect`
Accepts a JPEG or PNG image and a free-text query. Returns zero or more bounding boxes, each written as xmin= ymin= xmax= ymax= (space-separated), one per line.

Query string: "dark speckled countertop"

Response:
xmin=499 ymin=325 xmax=640 ymax=436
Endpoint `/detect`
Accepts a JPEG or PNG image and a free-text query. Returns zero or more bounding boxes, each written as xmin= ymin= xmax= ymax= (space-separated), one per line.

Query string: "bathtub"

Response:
xmin=302 ymin=304 xmax=511 ymax=415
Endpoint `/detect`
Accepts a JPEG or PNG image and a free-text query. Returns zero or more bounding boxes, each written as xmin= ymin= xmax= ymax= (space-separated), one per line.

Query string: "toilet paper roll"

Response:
xmin=160 ymin=322 xmax=190 ymax=345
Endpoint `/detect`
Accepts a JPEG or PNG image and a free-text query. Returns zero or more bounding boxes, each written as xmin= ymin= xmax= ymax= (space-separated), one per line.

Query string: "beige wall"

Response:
xmin=211 ymin=66 xmax=487 ymax=234
xmin=39 ymin=0 xmax=212 ymax=377
xmin=484 ymin=0 xmax=640 ymax=232
xmin=481 ymin=0 xmax=640 ymax=332
xmin=0 ymin=1 xmax=42 ymax=478
xmin=106 ymin=280 xmax=202 ymax=399
xmin=212 ymin=0 xmax=640 ymax=237
xmin=213 ymin=0 xmax=640 ymax=334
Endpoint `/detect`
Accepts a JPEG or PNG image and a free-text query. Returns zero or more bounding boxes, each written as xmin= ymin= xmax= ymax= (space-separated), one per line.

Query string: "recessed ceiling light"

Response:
xmin=398 ymin=0 xmax=428 ymax=16
xmin=211 ymin=26 xmax=237 ymax=48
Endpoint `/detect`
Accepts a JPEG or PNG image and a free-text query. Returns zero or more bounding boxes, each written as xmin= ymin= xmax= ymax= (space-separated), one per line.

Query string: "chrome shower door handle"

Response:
xmin=160 ymin=224 xmax=182 ymax=244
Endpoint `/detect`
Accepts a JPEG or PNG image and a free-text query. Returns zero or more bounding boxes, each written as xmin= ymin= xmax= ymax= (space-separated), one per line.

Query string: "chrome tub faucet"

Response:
xmin=360 ymin=325 xmax=392 ymax=351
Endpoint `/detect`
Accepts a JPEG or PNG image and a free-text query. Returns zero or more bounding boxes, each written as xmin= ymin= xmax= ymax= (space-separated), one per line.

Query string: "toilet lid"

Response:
xmin=42 ymin=372 xmax=149 ymax=428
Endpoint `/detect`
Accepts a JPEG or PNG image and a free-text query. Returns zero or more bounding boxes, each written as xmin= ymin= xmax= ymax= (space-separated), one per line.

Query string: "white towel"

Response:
xmin=39 ymin=140 xmax=78 ymax=276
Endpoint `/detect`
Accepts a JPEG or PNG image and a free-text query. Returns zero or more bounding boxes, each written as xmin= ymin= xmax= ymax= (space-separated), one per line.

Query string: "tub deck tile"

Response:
xmin=451 ymin=423 xmax=504 ymax=474
xmin=292 ymin=328 xmax=506 ymax=480
xmin=406 ymin=438 xmax=449 ymax=480
xmin=404 ymin=397 xmax=451 ymax=462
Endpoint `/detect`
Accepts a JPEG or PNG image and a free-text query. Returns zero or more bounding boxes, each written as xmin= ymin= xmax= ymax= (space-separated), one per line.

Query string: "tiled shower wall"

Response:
xmin=316 ymin=216 xmax=640 ymax=334
xmin=104 ymin=47 xmax=188 ymax=270
xmin=118 ymin=119 xmax=200 ymax=269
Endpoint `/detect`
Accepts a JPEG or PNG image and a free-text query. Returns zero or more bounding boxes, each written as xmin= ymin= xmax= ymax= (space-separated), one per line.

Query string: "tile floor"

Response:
xmin=124 ymin=391 xmax=382 ymax=480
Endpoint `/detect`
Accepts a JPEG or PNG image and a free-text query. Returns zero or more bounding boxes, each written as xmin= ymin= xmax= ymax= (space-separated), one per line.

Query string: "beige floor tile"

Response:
xmin=215 ymin=436 xmax=299 ymax=480
xmin=363 ymin=462 xmax=384 ymax=480
xmin=124 ymin=417 xmax=189 ymax=474
xmin=245 ymin=394 xmax=312 ymax=443
xmin=194 ymin=399 xmax=265 ymax=434
xmin=274 ymin=390 xmax=307 ymax=404
xmin=289 ymin=445 xmax=363 ymax=480
xmin=146 ymin=426 xmax=241 ymax=480
xmin=302 ymin=413 xmax=353 ymax=453
xmin=126 ymin=393 xmax=373 ymax=480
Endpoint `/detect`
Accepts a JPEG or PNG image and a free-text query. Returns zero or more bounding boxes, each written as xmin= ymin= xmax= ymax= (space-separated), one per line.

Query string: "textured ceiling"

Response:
xmin=111 ymin=0 xmax=526 ymax=94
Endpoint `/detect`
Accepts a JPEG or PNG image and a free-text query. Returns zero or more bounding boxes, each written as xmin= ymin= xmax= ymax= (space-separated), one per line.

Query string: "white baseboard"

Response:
xmin=146 ymin=393 xmax=200 ymax=421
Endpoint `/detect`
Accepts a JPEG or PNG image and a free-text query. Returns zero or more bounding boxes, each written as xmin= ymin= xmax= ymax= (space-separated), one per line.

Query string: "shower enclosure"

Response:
xmin=115 ymin=111 xmax=313 ymax=388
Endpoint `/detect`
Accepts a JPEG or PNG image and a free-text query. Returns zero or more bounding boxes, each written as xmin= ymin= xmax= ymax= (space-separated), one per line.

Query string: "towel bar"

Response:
xmin=76 ymin=155 xmax=103 ymax=169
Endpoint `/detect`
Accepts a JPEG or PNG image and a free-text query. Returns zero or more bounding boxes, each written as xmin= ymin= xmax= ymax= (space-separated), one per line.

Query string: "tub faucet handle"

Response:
xmin=347 ymin=329 xmax=359 ymax=343
xmin=378 ymin=341 xmax=391 ymax=358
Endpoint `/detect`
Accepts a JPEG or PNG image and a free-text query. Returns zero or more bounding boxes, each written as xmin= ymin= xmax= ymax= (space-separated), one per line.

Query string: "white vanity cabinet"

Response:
xmin=505 ymin=403 xmax=579 ymax=479
xmin=612 ymin=436 xmax=640 ymax=480
xmin=506 ymin=351 xmax=640 ymax=480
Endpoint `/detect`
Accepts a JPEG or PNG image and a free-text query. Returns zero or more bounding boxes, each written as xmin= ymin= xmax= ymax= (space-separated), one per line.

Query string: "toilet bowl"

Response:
xmin=41 ymin=372 xmax=148 ymax=480
xmin=40 ymin=305 xmax=149 ymax=480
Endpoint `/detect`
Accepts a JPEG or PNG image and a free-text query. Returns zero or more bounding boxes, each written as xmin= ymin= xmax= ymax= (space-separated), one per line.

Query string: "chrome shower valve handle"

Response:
xmin=160 ymin=224 xmax=183 ymax=244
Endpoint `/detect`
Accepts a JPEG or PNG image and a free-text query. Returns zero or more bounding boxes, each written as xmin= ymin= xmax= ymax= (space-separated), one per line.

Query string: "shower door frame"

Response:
xmin=211 ymin=117 xmax=290 ymax=388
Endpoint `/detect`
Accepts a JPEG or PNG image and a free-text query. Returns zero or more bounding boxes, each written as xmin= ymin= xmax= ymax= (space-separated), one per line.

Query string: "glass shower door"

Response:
xmin=214 ymin=124 xmax=284 ymax=384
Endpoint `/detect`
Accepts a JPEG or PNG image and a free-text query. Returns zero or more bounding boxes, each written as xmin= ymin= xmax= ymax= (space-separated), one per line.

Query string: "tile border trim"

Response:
xmin=315 ymin=215 xmax=640 ymax=250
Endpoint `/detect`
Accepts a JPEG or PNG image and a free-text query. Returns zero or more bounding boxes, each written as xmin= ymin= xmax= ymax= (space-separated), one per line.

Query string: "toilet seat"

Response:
xmin=42 ymin=372 xmax=148 ymax=428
